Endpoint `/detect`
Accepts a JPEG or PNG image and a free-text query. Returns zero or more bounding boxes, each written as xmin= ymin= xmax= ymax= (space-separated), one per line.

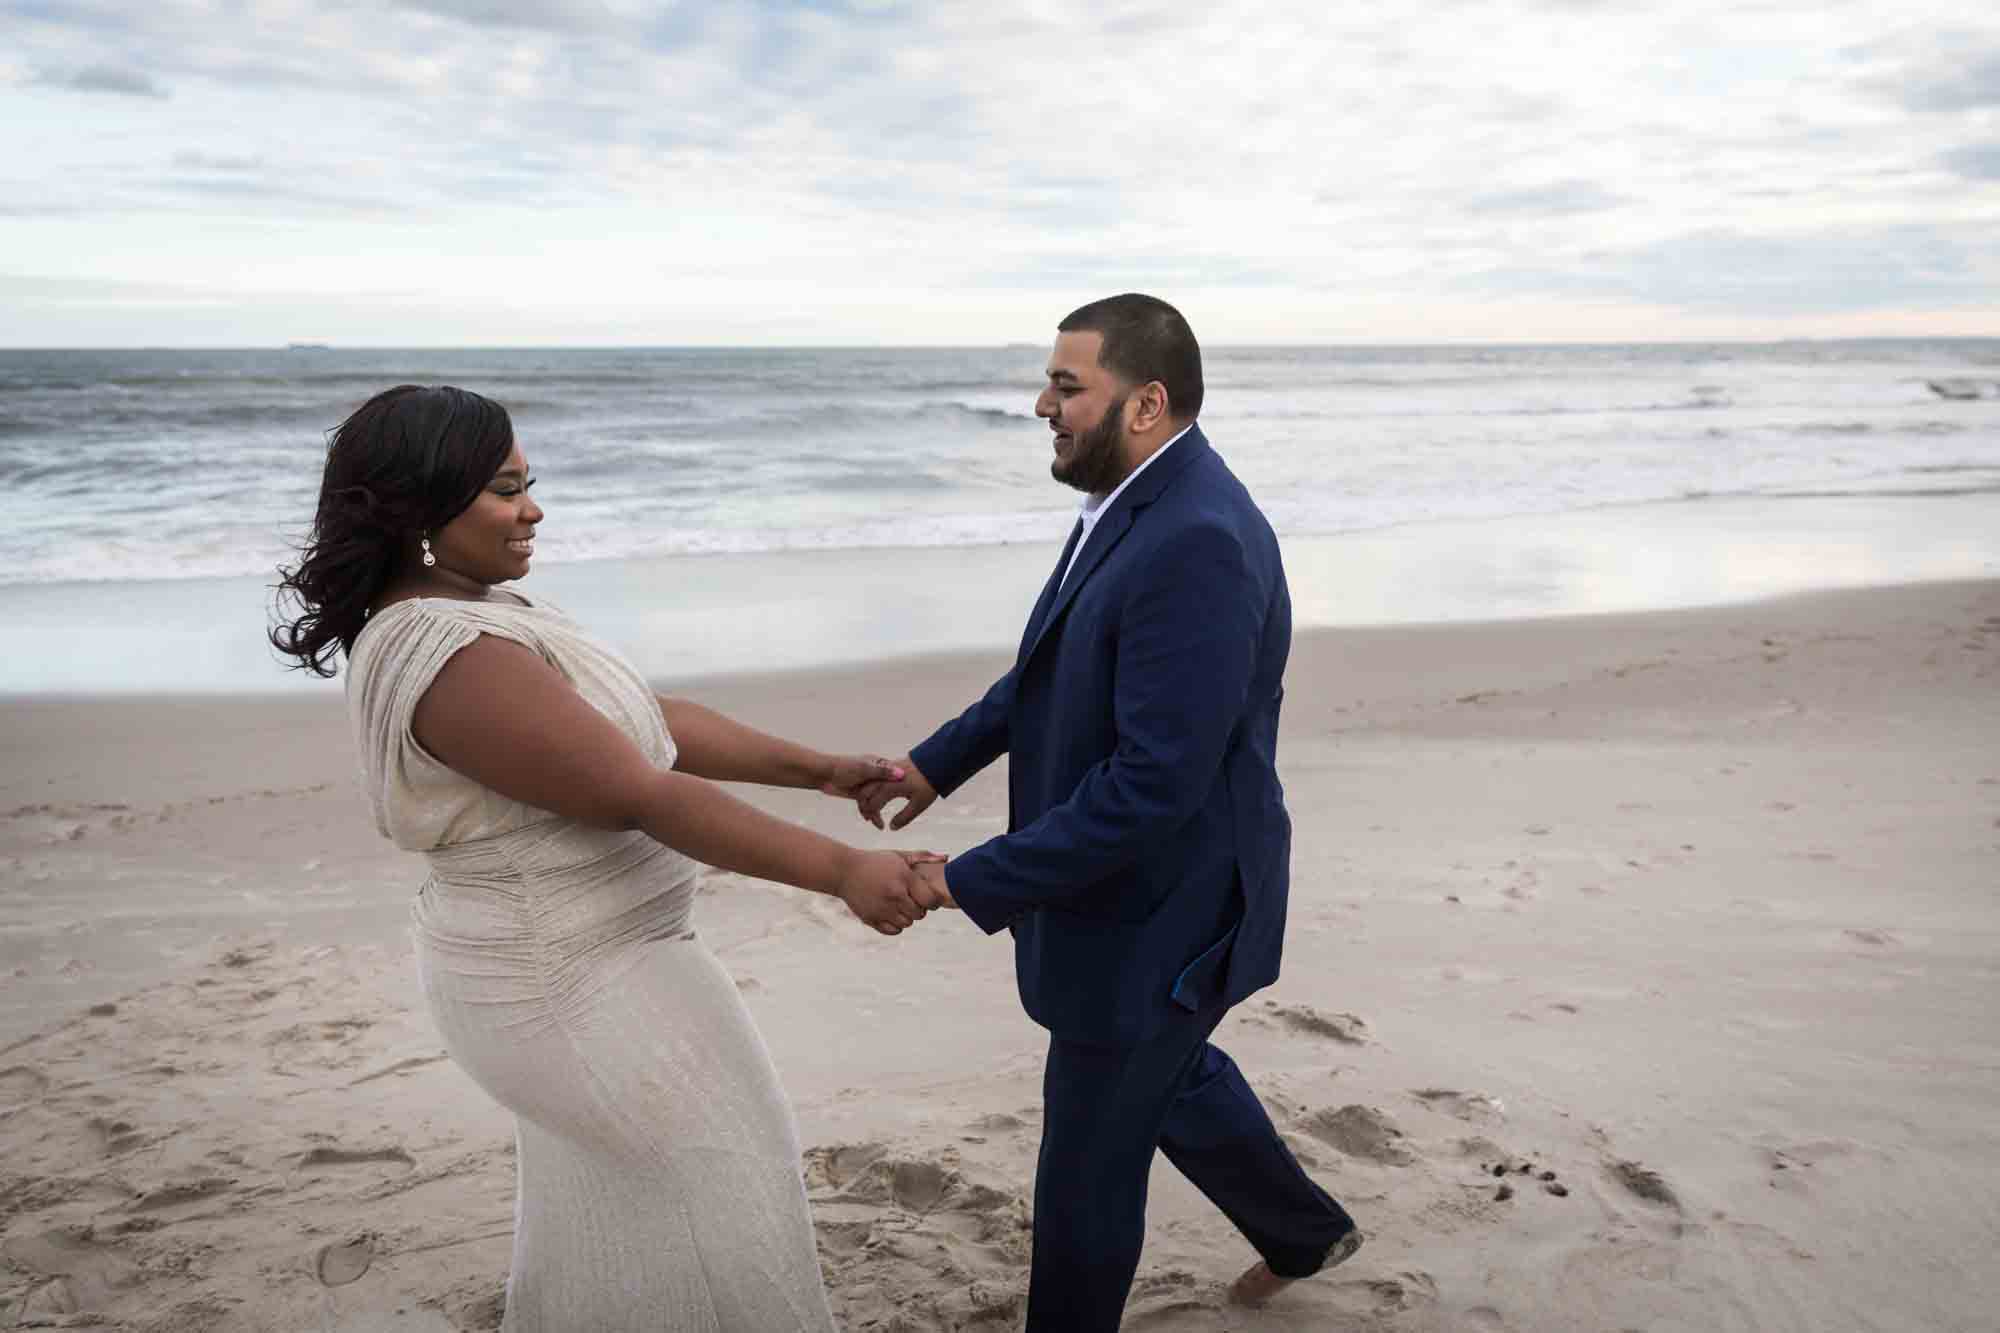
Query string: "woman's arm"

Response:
xmin=411 ymin=636 xmax=927 ymax=932
xmin=659 ymin=695 xmax=904 ymax=796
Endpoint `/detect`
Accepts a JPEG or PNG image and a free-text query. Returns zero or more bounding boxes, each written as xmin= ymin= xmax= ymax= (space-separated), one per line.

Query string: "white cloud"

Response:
xmin=1946 ymin=141 xmax=2000 ymax=179
xmin=0 ymin=0 xmax=1996 ymax=344
xmin=1473 ymin=221 xmax=2000 ymax=315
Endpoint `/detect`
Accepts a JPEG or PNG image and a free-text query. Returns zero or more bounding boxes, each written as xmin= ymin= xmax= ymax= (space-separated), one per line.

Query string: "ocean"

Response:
xmin=1 ymin=341 xmax=1997 ymax=692
xmin=2 ymin=341 xmax=1996 ymax=588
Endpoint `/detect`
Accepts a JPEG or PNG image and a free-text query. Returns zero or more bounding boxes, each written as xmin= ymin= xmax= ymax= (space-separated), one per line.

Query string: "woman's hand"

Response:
xmin=818 ymin=754 xmax=906 ymax=799
xmin=854 ymin=756 xmax=937 ymax=830
xmin=832 ymin=849 xmax=929 ymax=935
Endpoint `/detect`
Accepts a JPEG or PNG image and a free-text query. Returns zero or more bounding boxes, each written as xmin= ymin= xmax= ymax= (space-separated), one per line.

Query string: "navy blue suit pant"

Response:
xmin=1025 ymin=1005 xmax=1355 ymax=1331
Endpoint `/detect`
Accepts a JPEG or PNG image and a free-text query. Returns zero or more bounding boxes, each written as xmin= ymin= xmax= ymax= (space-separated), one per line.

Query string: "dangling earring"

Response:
xmin=421 ymin=534 xmax=436 ymax=568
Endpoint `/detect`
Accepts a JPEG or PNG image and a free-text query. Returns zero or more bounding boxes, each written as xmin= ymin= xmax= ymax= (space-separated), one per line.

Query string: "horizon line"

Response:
xmin=3 ymin=334 xmax=1998 ymax=353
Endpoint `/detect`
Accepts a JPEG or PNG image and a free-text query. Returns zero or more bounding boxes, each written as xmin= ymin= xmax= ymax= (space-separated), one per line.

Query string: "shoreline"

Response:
xmin=3 ymin=489 xmax=1998 ymax=694
xmin=5 ymin=565 xmax=1996 ymax=703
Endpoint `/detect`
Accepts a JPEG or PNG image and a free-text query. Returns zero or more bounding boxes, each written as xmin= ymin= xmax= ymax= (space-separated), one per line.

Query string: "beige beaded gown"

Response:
xmin=346 ymin=594 xmax=836 ymax=1333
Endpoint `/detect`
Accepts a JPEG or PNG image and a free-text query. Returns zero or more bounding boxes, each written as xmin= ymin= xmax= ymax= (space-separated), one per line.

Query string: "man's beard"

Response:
xmin=1051 ymin=393 xmax=1128 ymax=495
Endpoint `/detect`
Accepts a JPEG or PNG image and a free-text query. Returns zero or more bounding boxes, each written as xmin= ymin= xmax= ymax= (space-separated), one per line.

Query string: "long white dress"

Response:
xmin=346 ymin=593 xmax=836 ymax=1333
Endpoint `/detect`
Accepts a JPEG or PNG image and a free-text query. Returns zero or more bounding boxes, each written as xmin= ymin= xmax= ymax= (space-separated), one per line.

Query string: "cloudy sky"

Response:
xmin=3 ymin=0 xmax=1997 ymax=345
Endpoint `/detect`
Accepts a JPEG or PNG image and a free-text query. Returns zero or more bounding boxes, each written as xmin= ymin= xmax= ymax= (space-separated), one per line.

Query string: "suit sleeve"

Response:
xmin=947 ymin=522 xmax=1261 ymax=933
xmin=909 ymin=664 xmax=1015 ymax=799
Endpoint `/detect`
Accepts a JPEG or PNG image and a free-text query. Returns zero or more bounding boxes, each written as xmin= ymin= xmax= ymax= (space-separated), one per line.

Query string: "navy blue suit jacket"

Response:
xmin=911 ymin=426 xmax=1293 ymax=1046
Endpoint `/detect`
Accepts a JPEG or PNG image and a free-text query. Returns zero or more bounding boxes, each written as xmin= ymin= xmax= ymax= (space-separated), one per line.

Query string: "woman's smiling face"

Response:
xmin=431 ymin=444 xmax=542 ymax=585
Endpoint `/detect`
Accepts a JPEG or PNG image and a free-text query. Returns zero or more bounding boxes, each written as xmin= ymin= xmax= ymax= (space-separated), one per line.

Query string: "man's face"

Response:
xmin=1037 ymin=330 xmax=1130 ymax=495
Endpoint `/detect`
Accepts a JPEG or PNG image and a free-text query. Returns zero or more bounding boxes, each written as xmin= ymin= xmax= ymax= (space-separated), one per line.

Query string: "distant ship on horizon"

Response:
xmin=285 ymin=341 xmax=331 ymax=351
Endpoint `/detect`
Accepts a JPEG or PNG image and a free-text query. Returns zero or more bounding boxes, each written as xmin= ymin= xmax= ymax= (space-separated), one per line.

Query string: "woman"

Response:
xmin=272 ymin=384 xmax=937 ymax=1331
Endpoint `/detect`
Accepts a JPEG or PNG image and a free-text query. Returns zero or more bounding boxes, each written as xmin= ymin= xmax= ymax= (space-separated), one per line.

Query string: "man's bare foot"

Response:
xmin=1228 ymin=1262 xmax=1292 ymax=1307
xmin=1227 ymin=1229 xmax=1363 ymax=1307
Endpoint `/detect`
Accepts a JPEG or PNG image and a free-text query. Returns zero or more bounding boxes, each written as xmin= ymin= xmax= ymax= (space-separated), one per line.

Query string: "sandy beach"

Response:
xmin=4 ymin=577 xmax=1998 ymax=1331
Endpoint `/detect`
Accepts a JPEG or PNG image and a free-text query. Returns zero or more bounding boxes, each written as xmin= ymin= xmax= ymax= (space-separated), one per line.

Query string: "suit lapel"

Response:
xmin=1023 ymin=426 xmax=1211 ymax=663
xmin=1018 ymin=518 xmax=1085 ymax=659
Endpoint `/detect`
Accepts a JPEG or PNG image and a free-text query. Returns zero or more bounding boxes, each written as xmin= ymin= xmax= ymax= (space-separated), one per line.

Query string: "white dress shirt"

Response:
xmin=1058 ymin=423 xmax=1194 ymax=591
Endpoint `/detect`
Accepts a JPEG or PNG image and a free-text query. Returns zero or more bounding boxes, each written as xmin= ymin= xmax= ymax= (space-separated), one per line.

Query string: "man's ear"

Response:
xmin=1130 ymin=381 xmax=1171 ymax=433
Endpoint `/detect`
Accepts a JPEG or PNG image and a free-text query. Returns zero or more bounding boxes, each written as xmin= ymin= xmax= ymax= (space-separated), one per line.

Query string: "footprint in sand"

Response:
xmin=962 ymin=1111 xmax=1027 ymax=1144
xmin=805 ymin=1143 xmax=962 ymax=1214
xmin=347 ymin=1051 xmax=449 ymax=1086
xmin=3 ymin=1225 xmax=141 ymax=1313
xmin=1761 ymin=1138 xmax=1858 ymax=1195
xmin=288 ymin=1144 xmax=418 ymax=1179
xmin=1314 ymin=1271 xmax=1439 ymax=1320
xmin=806 ymin=1140 xmax=1032 ymax=1322
xmin=804 ymin=1142 xmax=890 ymax=1193
xmin=1261 ymin=1002 xmax=1369 ymax=1045
xmin=1122 ymin=1269 xmax=1212 ymax=1324
xmin=1364 ymin=1272 xmax=1439 ymax=1311
xmin=1762 ymin=1138 xmax=1855 ymax=1169
xmin=1299 ymin=1105 xmax=1415 ymax=1166
xmin=266 ymin=1017 xmax=378 ymax=1073
xmin=128 ymin=1175 xmax=236 ymax=1214
xmin=314 ymin=1233 xmax=378 ymax=1286
xmin=216 ymin=943 xmax=275 ymax=969
xmin=1455 ymin=1134 xmax=1507 ymax=1160
xmin=1607 ymin=1159 xmax=1680 ymax=1210
xmin=0 ymin=1064 xmax=50 ymax=1110
xmin=1411 ymin=1088 xmax=1505 ymax=1125
xmin=87 ymin=1115 xmax=148 ymax=1157
xmin=1 ymin=801 xmax=139 ymax=846
xmin=433 ymin=1286 xmax=508 ymax=1333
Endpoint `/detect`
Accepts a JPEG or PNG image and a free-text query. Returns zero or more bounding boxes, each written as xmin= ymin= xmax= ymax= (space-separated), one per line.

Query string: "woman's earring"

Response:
xmin=421 ymin=534 xmax=436 ymax=568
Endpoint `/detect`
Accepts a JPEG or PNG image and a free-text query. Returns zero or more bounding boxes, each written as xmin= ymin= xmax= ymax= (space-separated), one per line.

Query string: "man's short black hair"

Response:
xmin=1056 ymin=293 xmax=1204 ymax=421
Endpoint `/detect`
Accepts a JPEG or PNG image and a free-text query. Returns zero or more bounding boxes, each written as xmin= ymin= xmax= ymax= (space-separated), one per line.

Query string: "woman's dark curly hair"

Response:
xmin=270 ymin=385 xmax=516 ymax=677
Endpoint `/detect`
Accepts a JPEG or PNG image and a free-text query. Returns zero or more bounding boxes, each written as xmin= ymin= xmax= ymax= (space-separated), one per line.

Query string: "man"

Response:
xmin=858 ymin=294 xmax=1359 ymax=1329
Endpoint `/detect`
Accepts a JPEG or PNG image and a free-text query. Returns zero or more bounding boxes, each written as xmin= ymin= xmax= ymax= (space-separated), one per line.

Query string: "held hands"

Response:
xmin=853 ymin=755 xmax=939 ymax=831
xmin=818 ymin=754 xmax=907 ymax=800
xmin=821 ymin=752 xmax=951 ymax=932
xmin=832 ymin=848 xmax=956 ymax=935
xmin=911 ymin=858 xmax=955 ymax=910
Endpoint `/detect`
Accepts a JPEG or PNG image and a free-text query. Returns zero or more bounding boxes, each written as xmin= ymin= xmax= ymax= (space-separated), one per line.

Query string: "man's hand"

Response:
xmin=832 ymin=849 xmax=928 ymax=935
xmin=855 ymin=756 xmax=938 ymax=831
xmin=899 ymin=850 xmax=954 ymax=910
xmin=911 ymin=859 xmax=956 ymax=911
xmin=817 ymin=754 xmax=906 ymax=799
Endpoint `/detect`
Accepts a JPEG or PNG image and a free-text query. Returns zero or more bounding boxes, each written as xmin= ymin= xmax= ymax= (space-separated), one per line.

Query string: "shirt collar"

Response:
xmin=1078 ymin=422 xmax=1194 ymax=523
